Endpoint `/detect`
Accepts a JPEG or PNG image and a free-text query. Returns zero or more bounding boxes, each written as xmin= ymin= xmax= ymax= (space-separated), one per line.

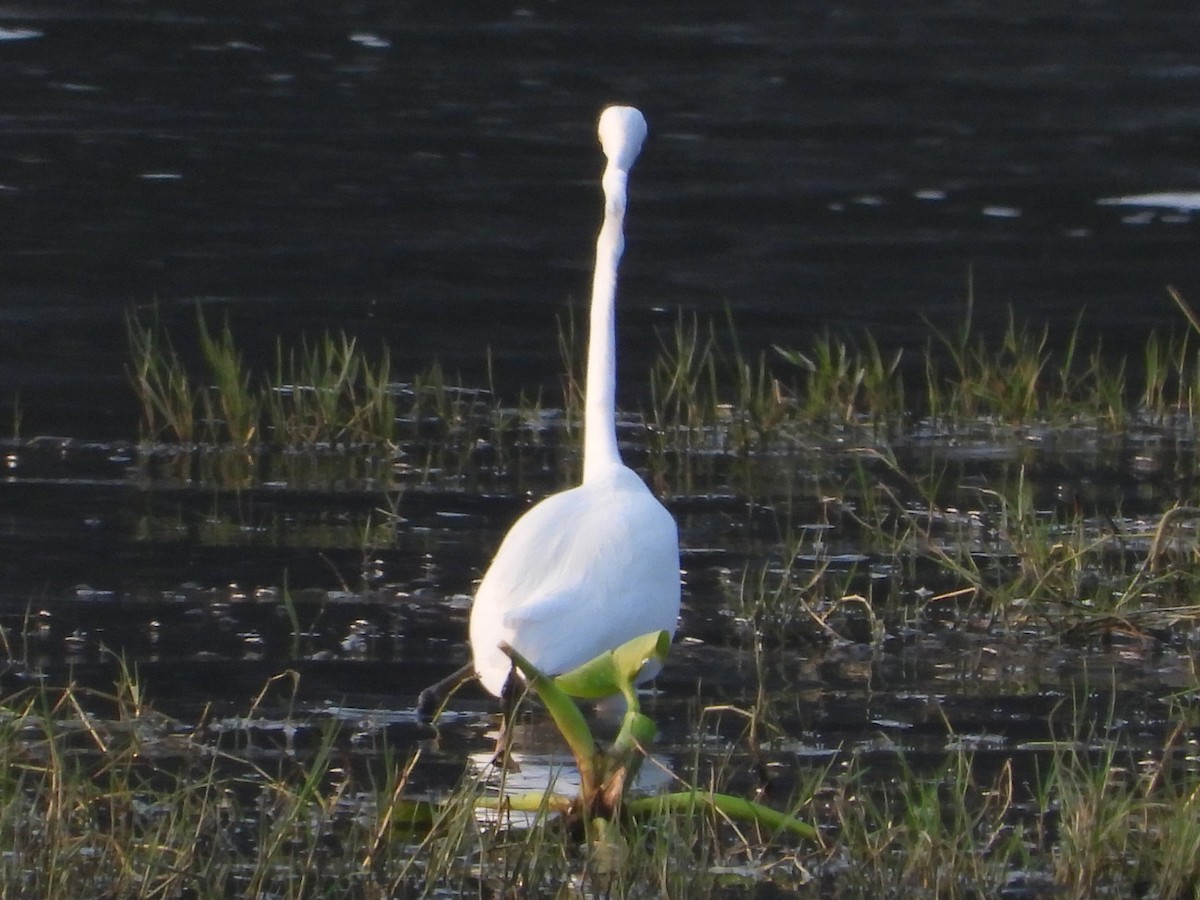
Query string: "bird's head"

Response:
xmin=598 ymin=105 xmax=647 ymax=172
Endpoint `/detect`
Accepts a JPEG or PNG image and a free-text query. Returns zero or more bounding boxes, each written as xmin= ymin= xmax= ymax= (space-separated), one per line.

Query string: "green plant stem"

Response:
xmin=627 ymin=791 xmax=817 ymax=839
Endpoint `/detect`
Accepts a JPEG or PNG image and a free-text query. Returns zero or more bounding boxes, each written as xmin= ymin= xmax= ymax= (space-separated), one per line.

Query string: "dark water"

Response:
xmin=2 ymin=2 xmax=1200 ymax=436
xmin=3 ymin=421 xmax=1198 ymax=811
xmin=2 ymin=2 xmax=1200 ymax=854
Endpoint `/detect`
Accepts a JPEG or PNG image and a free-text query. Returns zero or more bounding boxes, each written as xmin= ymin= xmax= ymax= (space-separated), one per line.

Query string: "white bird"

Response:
xmin=466 ymin=105 xmax=681 ymax=699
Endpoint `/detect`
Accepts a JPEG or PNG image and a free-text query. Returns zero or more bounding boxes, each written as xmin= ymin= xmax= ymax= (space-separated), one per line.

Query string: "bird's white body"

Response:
xmin=470 ymin=464 xmax=679 ymax=696
xmin=469 ymin=106 xmax=681 ymax=697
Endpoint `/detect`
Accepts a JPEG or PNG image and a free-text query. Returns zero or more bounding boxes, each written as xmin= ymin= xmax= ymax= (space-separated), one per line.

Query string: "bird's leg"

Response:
xmin=489 ymin=668 xmax=523 ymax=767
xmin=416 ymin=662 xmax=474 ymax=721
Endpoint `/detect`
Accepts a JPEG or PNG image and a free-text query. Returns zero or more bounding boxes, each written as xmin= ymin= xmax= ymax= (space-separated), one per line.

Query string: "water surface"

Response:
xmin=1 ymin=2 xmax=1199 ymax=435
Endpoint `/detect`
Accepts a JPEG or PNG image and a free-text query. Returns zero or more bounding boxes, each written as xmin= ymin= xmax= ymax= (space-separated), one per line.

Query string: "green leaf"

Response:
xmin=612 ymin=630 xmax=670 ymax=684
xmin=553 ymin=631 xmax=670 ymax=700
xmin=612 ymin=711 xmax=657 ymax=755
xmin=501 ymin=642 xmax=598 ymax=793
xmin=387 ymin=798 xmax=437 ymax=831
xmin=604 ymin=710 xmax=658 ymax=789
xmin=627 ymin=710 xmax=658 ymax=745
xmin=550 ymin=650 xmax=622 ymax=699
xmin=474 ymin=792 xmax=574 ymax=815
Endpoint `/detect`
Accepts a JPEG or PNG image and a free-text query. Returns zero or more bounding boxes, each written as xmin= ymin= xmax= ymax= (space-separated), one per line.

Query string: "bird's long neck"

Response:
xmin=582 ymin=164 xmax=629 ymax=484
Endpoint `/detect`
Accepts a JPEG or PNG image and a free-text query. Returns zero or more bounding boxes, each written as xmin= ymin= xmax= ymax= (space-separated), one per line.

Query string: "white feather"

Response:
xmin=468 ymin=106 xmax=681 ymax=696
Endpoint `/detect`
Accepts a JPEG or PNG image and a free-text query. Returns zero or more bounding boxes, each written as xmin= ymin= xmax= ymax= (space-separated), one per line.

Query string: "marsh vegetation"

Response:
xmin=3 ymin=295 xmax=1200 ymax=897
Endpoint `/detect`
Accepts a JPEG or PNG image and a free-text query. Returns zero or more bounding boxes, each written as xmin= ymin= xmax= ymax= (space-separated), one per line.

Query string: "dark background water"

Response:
xmin=2 ymin=1 xmax=1199 ymax=437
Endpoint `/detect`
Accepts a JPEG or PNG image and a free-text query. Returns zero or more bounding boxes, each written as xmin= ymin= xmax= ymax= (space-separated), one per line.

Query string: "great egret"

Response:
xmin=418 ymin=106 xmax=680 ymax=715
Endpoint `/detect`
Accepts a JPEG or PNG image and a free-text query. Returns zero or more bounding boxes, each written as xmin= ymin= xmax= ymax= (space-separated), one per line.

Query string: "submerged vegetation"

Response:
xmin=3 ymin=292 xmax=1200 ymax=895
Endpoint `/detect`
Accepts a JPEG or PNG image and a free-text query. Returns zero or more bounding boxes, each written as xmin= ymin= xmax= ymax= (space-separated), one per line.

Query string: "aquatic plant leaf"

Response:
xmin=612 ymin=711 xmax=657 ymax=757
xmin=552 ymin=631 xmax=670 ymax=700
xmin=551 ymin=651 xmax=622 ymax=699
xmin=628 ymin=710 xmax=657 ymax=744
xmin=474 ymin=791 xmax=574 ymax=815
xmin=626 ymin=791 xmax=817 ymax=840
xmin=500 ymin=642 xmax=597 ymax=790
xmin=598 ymin=709 xmax=659 ymax=807
xmin=388 ymin=798 xmax=437 ymax=831
xmin=611 ymin=630 xmax=670 ymax=683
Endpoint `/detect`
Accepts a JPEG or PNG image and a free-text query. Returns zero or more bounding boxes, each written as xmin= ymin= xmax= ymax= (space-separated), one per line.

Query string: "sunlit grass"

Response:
xmin=637 ymin=286 xmax=1200 ymax=459
xmin=0 ymin=660 xmax=811 ymax=898
xmin=130 ymin=289 xmax=1200 ymax=456
xmin=2 ymin=664 xmax=1198 ymax=898
xmin=126 ymin=307 xmax=565 ymax=491
xmin=129 ymin=308 xmax=395 ymax=448
xmin=128 ymin=289 xmax=1200 ymax=495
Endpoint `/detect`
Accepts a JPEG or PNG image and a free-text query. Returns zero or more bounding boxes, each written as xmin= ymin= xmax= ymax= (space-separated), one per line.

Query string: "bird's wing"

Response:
xmin=501 ymin=589 xmax=576 ymax=629
xmin=469 ymin=471 xmax=680 ymax=693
